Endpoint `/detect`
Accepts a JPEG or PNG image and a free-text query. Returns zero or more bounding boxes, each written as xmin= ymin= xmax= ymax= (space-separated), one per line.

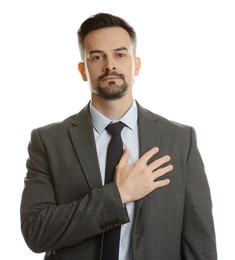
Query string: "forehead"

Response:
xmin=83 ymin=27 xmax=133 ymax=53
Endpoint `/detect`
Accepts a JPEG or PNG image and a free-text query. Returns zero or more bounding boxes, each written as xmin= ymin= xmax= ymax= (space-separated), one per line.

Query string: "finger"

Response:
xmin=139 ymin=147 xmax=159 ymax=164
xmin=153 ymin=164 xmax=173 ymax=180
xmin=117 ymin=148 xmax=129 ymax=168
xmin=149 ymin=155 xmax=171 ymax=172
xmin=154 ymin=179 xmax=171 ymax=189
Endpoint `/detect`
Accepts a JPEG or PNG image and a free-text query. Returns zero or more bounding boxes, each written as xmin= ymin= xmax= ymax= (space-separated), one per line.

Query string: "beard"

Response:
xmin=92 ymin=71 xmax=129 ymax=100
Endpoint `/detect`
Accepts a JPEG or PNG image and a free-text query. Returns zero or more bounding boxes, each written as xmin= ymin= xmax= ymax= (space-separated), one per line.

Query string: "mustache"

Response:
xmin=98 ymin=71 xmax=125 ymax=81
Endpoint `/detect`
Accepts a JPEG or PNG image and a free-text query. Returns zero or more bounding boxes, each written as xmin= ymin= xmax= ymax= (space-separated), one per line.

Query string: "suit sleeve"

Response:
xmin=181 ymin=127 xmax=217 ymax=259
xmin=20 ymin=129 xmax=129 ymax=253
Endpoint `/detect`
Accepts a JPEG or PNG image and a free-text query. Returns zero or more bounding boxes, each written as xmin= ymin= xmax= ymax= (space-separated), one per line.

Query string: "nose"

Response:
xmin=103 ymin=57 xmax=116 ymax=72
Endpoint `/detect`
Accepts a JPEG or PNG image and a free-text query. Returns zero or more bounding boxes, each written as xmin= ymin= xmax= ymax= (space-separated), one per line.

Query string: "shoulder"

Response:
xmin=31 ymin=103 xmax=91 ymax=136
xmin=136 ymin=102 xmax=198 ymax=154
xmin=137 ymin=102 xmax=193 ymax=134
xmin=32 ymin=114 xmax=76 ymax=136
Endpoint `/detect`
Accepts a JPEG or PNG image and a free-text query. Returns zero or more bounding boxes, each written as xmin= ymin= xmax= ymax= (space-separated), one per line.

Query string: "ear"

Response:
xmin=78 ymin=62 xmax=87 ymax=81
xmin=134 ymin=57 xmax=141 ymax=76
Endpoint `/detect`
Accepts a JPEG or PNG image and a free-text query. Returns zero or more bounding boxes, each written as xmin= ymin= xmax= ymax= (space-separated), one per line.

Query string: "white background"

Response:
xmin=0 ymin=0 xmax=234 ymax=259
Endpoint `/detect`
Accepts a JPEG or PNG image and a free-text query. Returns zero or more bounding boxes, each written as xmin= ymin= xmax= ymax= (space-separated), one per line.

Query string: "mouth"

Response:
xmin=98 ymin=72 xmax=125 ymax=82
xmin=102 ymin=76 xmax=121 ymax=81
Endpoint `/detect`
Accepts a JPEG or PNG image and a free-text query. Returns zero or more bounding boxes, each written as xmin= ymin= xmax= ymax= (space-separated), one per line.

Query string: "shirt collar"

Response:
xmin=90 ymin=100 xmax=138 ymax=134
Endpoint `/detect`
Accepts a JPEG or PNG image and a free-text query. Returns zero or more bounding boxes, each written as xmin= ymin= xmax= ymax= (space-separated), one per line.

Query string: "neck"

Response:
xmin=91 ymin=93 xmax=133 ymax=120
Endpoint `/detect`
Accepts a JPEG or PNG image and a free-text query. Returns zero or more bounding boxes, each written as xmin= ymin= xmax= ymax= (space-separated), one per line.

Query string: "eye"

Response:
xmin=88 ymin=54 xmax=106 ymax=63
xmin=93 ymin=55 xmax=103 ymax=61
xmin=115 ymin=53 xmax=126 ymax=58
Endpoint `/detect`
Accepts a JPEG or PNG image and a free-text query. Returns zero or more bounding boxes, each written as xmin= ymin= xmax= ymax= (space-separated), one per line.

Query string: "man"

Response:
xmin=20 ymin=13 xmax=217 ymax=259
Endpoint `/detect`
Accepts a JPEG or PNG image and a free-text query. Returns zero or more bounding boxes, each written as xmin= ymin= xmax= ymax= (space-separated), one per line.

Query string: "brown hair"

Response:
xmin=77 ymin=13 xmax=137 ymax=59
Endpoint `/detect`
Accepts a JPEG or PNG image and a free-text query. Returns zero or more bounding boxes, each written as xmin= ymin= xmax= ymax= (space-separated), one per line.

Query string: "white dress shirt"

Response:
xmin=90 ymin=100 xmax=139 ymax=260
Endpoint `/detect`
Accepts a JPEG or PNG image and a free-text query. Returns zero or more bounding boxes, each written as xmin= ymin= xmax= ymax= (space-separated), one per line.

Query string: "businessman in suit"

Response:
xmin=20 ymin=13 xmax=217 ymax=259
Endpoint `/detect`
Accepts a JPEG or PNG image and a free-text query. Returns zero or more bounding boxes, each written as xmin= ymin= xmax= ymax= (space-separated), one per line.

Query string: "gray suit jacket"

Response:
xmin=20 ymin=102 xmax=217 ymax=259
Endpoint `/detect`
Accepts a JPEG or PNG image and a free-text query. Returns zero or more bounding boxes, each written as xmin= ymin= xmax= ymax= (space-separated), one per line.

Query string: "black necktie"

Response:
xmin=101 ymin=121 xmax=125 ymax=260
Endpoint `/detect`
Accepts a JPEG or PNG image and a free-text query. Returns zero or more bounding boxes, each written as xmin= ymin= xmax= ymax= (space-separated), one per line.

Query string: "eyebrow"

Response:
xmin=113 ymin=47 xmax=128 ymax=52
xmin=89 ymin=50 xmax=103 ymax=55
xmin=89 ymin=47 xmax=128 ymax=55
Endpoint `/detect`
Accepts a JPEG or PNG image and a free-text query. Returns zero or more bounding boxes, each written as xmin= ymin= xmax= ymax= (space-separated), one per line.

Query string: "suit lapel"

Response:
xmin=134 ymin=103 xmax=162 ymax=216
xmin=138 ymin=106 xmax=162 ymax=157
xmin=68 ymin=104 xmax=102 ymax=190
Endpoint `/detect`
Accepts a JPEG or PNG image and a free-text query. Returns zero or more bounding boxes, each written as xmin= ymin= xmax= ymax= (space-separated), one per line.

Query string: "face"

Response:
xmin=78 ymin=27 xmax=141 ymax=100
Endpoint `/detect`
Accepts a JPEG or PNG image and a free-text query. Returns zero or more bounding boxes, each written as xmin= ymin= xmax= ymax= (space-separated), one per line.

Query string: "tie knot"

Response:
xmin=106 ymin=121 xmax=125 ymax=136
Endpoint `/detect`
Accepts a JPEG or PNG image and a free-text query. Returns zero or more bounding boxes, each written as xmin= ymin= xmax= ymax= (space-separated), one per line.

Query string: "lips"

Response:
xmin=98 ymin=72 xmax=125 ymax=82
xmin=102 ymin=76 xmax=121 ymax=81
